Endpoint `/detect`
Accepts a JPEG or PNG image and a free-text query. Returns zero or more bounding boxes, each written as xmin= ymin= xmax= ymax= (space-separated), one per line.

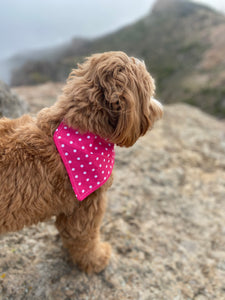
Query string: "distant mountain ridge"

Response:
xmin=11 ymin=0 xmax=225 ymax=117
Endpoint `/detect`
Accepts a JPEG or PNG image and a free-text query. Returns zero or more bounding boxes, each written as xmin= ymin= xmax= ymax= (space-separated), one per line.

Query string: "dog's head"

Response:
xmin=61 ymin=51 xmax=163 ymax=147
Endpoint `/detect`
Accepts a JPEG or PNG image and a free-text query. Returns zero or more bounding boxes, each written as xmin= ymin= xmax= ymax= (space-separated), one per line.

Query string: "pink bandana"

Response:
xmin=53 ymin=122 xmax=115 ymax=201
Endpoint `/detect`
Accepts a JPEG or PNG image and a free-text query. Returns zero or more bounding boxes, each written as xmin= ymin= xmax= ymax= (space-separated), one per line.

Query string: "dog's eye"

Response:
xmin=115 ymin=100 xmax=121 ymax=111
xmin=118 ymin=67 xmax=125 ymax=73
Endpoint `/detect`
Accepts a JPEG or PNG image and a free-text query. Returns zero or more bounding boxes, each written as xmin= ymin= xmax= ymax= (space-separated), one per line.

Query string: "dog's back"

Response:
xmin=0 ymin=115 xmax=31 ymax=136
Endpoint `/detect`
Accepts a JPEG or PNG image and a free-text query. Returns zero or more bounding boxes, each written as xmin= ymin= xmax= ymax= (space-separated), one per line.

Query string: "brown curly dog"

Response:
xmin=0 ymin=51 xmax=163 ymax=273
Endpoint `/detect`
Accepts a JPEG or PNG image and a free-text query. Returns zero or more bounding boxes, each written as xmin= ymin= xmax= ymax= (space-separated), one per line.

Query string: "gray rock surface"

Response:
xmin=0 ymin=81 xmax=28 ymax=118
xmin=0 ymin=85 xmax=225 ymax=299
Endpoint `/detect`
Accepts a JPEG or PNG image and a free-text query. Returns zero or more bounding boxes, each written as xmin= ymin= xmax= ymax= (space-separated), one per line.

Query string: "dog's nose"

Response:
xmin=151 ymin=98 xmax=163 ymax=111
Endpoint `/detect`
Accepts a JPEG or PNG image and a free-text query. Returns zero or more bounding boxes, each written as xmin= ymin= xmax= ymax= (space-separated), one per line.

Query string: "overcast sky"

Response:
xmin=194 ymin=0 xmax=225 ymax=11
xmin=0 ymin=0 xmax=154 ymax=60
xmin=0 ymin=0 xmax=224 ymax=60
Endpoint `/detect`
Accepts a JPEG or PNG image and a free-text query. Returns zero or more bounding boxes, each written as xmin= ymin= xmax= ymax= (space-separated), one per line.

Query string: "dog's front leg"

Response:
xmin=55 ymin=191 xmax=111 ymax=274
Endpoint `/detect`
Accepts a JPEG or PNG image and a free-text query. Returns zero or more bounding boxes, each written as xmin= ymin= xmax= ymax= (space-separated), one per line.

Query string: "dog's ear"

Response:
xmin=91 ymin=54 xmax=156 ymax=147
xmin=92 ymin=61 xmax=139 ymax=146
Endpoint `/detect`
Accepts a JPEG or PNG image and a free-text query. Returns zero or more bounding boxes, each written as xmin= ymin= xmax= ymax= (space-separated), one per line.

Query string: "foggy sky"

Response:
xmin=0 ymin=0 xmax=154 ymax=60
xmin=0 ymin=0 xmax=224 ymax=61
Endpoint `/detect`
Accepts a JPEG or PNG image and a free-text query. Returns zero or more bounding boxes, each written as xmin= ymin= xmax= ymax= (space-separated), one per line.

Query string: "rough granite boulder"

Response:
xmin=0 ymin=81 xmax=28 ymax=118
xmin=0 ymin=84 xmax=225 ymax=299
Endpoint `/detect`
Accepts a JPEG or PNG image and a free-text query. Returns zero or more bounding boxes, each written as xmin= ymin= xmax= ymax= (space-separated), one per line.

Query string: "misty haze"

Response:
xmin=0 ymin=0 xmax=153 ymax=83
xmin=0 ymin=0 xmax=225 ymax=84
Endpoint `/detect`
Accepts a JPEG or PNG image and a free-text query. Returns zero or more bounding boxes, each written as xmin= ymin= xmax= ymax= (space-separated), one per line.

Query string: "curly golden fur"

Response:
xmin=0 ymin=51 xmax=162 ymax=273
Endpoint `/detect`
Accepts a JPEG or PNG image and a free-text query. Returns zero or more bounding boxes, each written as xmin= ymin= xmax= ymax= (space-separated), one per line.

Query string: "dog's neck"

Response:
xmin=36 ymin=94 xmax=112 ymax=141
xmin=36 ymin=96 xmax=78 ymax=136
xmin=36 ymin=106 xmax=64 ymax=137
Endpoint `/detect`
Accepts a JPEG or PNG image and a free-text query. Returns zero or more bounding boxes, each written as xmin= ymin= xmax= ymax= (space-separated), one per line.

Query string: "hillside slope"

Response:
xmin=10 ymin=0 xmax=225 ymax=117
xmin=1 ymin=82 xmax=224 ymax=299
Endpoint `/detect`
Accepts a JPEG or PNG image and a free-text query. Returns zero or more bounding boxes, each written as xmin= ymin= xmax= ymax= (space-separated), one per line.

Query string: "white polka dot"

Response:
xmin=90 ymin=152 xmax=93 ymax=155
xmin=67 ymin=133 xmax=70 ymax=136
xmin=94 ymin=175 xmax=98 ymax=178
xmin=78 ymin=138 xmax=82 ymax=141
xmin=61 ymin=144 xmax=65 ymax=147
xmin=108 ymin=171 xmax=110 ymax=174
xmin=72 ymin=168 xmax=75 ymax=171
xmin=58 ymin=136 xmax=61 ymax=139
xmin=87 ymin=136 xmax=90 ymax=139
xmin=99 ymin=142 xmax=102 ymax=145
xmin=73 ymin=149 xmax=77 ymax=153
xmin=92 ymin=168 xmax=95 ymax=171
xmin=89 ymin=162 xmax=92 ymax=165
xmin=102 ymin=171 xmax=104 ymax=174
xmin=82 ymin=190 xmax=85 ymax=193
xmin=69 ymin=160 xmax=72 ymax=164
xmin=78 ymin=182 xmax=81 ymax=186
xmin=75 ymin=131 xmax=79 ymax=134
xmin=89 ymin=185 xmax=92 ymax=189
xmin=85 ymin=154 xmax=89 ymax=157
xmin=96 ymin=157 xmax=99 ymax=160
xmin=95 ymin=147 xmax=98 ymax=150
xmin=99 ymin=164 xmax=102 ymax=167
xmin=105 ymin=148 xmax=108 ymax=151
xmin=101 ymin=152 xmax=104 ymax=155
xmin=108 ymin=143 xmax=111 ymax=146
xmin=64 ymin=126 xmax=67 ymax=129
xmin=106 ymin=165 xmax=108 ymax=168
xmin=80 ymin=164 xmax=84 ymax=168
xmin=77 ymin=157 xmax=80 ymax=160
xmin=97 ymin=182 xmax=100 ymax=185
xmin=56 ymin=129 xmax=58 ymax=132
xmin=86 ymin=178 xmax=90 ymax=182
xmin=89 ymin=144 xmax=92 ymax=147
xmin=65 ymin=152 xmax=68 ymax=156
xmin=82 ymin=146 xmax=85 ymax=149
xmin=103 ymin=159 xmax=106 ymax=162
xmin=83 ymin=171 xmax=87 ymax=174
xmin=95 ymin=136 xmax=97 ymax=139
xmin=70 ymin=141 xmax=73 ymax=144
xmin=75 ymin=175 xmax=78 ymax=178
xmin=104 ymin=177 xmax=106 ymax=180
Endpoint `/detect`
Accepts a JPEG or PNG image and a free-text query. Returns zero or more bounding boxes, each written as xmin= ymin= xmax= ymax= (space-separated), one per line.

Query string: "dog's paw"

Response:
xmin=77 ymin=242 xmax=111 ymax=274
